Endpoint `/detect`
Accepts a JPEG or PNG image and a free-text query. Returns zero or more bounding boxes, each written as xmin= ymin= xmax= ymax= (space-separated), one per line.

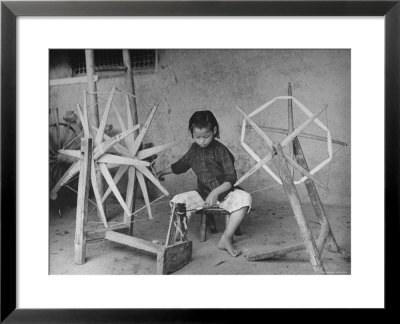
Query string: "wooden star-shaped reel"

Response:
xmin=235 ymin=92 xmax=342 ymax=274
xmin=50 ymin=87 xmax=177 ymax=227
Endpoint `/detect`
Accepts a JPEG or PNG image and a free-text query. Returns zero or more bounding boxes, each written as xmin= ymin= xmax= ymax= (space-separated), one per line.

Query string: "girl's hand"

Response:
xmin=205 ymin=191 xmax=219 ymax=207
xmin=156 ymin=171 xmax=165 ymax=181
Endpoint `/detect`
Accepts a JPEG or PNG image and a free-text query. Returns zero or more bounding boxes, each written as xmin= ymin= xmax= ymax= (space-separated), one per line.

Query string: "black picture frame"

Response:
xmin=1 ymin=0 xmax=399 ymax=322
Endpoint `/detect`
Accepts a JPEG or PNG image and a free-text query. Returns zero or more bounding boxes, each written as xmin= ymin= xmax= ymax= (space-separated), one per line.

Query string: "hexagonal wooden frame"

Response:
xmin=236 ymin=96 xmax=332 ymax=188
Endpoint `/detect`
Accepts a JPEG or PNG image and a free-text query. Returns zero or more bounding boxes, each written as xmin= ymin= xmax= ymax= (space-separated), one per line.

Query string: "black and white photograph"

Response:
xmin=48 ymin=49 xmax=351 ymax=275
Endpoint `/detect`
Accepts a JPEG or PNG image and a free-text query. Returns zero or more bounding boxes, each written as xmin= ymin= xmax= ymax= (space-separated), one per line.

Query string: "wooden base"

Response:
xmin=157 ymin=241 xmax=192 ymax=275
xmin=247 ymin=243 xmax=305 ymax=261
xmin=105 ymin=231 xmax=192 ymax=275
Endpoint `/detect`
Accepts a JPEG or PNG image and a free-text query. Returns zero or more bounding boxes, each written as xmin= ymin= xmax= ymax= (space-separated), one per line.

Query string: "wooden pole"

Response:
xmin=292 ymin=137 xmax=340 ymax=253
xmin=74 ymin=138 xmax=92 ymax=264
xmin=272 ymin=144 xmax=326 ymax=274
xmin=122 ymin=49 xmax=139 ymax=235
xmin=85 ymin=49 xmax=106 ymax=219
xmin=122 ymin=49 xmax=139 ymax=133
xmin=288 ymin=83 xmax=295 ymax=177
xmin=85 ymin=50 xmax=100 ymax=129
xmin=245 ymin=125 xmax=347 ymax=147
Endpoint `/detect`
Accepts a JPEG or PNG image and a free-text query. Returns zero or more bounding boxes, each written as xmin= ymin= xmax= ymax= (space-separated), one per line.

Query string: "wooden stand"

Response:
xmin=105 ymin=230 xmax=192 ymax=275
xmin=74 ymin=140 xmax=192 ymax=274
xmin=74 ymin=138 xmax=92 ymax=264
xmin=245 ymin=83 xmax=340 ymax=274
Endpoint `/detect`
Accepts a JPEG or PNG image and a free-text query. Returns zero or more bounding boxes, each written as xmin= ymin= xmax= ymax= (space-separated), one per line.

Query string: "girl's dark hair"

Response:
xmin=188 ymin=110 xmax=220 ymax=138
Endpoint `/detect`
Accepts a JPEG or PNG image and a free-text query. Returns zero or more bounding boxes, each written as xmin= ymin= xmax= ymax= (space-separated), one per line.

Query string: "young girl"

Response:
xmin=157 ymin=110 xmax=252 ymax=257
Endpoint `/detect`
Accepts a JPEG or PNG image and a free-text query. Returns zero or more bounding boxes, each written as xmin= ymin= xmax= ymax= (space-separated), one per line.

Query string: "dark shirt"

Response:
xmin=171 ymin=139 xmax=238 ymax=201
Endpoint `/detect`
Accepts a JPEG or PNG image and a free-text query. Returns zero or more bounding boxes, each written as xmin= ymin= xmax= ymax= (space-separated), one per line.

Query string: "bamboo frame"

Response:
xmin=50 ymin=88 xmax=178 ymax=224
xmin=240 ymin=85 xmax=342 ymax=273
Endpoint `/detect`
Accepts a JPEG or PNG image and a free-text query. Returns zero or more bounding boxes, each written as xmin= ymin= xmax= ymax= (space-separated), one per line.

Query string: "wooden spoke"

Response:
xmin=90 ymin=160 xmax=108 ymax=227
xmin=136 ymin=171 xmax=153 ymax=220
xmin=101 ymin=165 xmax=129 ymax=203
xmin=137 ymin=140 xmax=180 ymax=160
xmin=282 ymin=153 xmax=329 ymax=191
xmin=113 ymin=105 xmax=136 ymax=148
xmin=281 ymin=105 xmax=328 ymax=148
xmin=235 ymin=105 xmax=274 ymax=149
xmin=50 ymin=161 xmax=81 ymax=199
xmin=58 ymin=149 xmax=81 ymax=159
xmin=93 ymin=126 xmax=140 ymax=159
xmin=135 ymin=164 xmax=169 ymax=196
xmin=124 ymin=167 xmax=136 ymax=224
xmin=247 ymin=125 xmax=347 ymax=147
xmin=98 ymin=163 xmax=132 ymax=216
xmin=129 ymin=103 xmax=158 ymax=157
xmin=91 ymin=126 xmax=131 ymax=157
xmin=125 ymin=93 xmax=134 ymax=130
xmin=76 ymin=104 xmax=90 ymax=138
xmin=97 ymin=154 xmax=150 ymax=167
xmin=113 ymin=105 xmax=127 ymax=133
xmin=83 ymin=91 xmax=90 ymax=137
xmin=95 ymin=86 xmax=116 ymax=145
xmin=235 ymin=152 xmax=273 ymax=186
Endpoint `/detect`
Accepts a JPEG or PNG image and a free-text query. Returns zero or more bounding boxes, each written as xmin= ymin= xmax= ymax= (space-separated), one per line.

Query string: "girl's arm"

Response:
xmin=156 ymin=166 xmax=173 ymax=180
xmin=205 ymin=181 xmax=232 ymax=207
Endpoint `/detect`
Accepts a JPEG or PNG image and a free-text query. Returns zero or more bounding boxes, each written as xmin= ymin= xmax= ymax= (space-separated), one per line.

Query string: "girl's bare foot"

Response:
xmin=218 ymin=235 xmax=241 ymax=257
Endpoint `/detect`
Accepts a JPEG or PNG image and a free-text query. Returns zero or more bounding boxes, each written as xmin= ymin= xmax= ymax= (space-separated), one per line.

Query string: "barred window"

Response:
xmin=71 ymin=49 xmax=157 ymax=76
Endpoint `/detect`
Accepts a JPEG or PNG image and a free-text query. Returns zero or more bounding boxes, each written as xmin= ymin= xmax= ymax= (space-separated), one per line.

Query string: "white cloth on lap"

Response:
xmin=170 ymin=189 xmax=252 ymax=220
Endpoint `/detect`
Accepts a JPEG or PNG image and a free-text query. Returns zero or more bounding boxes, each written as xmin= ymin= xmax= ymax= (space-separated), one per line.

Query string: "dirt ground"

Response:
xmin=49 ymin=192 xmax=351 ymax=275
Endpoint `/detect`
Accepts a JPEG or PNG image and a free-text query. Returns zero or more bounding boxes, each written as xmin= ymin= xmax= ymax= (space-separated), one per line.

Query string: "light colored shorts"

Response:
xmin=170 ymin=189 xmax=252 ymax=219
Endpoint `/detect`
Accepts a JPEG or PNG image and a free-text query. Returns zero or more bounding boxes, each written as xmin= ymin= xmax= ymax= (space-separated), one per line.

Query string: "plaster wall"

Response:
xmin=49 ymin=49 xmax=350 ymax=206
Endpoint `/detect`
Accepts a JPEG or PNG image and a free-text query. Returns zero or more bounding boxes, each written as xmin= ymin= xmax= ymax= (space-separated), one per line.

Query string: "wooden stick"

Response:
xmin=85 ymin=50 xmax=105 ymax=220
xmin=272 ymin=144 xmax=325 ymax=274
xmin=90 ymin=160 xmax=108 ymax=227
xmin=98 ymin=163 xmax=132 ymax=216
xmin=282 ymin=153 xmax=329 ymax=191
xmin=246 ymin=125 xmax=347 ymax=147
xmin=124 ymin=167 xmax=136 ymax=225
xmin=288 ymin=83 xmax=295 ymax=177
xmin=82 ymin=91 xmax=90 ymax=137
xmin=76 ymin=104 xmax=90 ymax=138
xmin=74 ymin=138 xmax=92 ymax=264
xmin=91 ymin=126 xmax=131 ymax=157
xmin=92 ymin=125 xmax=140 ymax=159
xmin=129 ymin=103 xmax=159 ymax=157
xmin=235 ymin=105 xmax=274 ymax=149
xmin=105 ymin=231 xmax=162 ymax=254
xmin=85 ymin=223 xmax=128 ymax=234
xmin=113 ymin=104 xmax=135 ymax=148
xmin=50 ymin=161 xmax=81 ymax=200
xmin=136 ymin=140 xmax=180 ymax=160
xmin=58 ymin=149 xmax=81 ymax=159
xmin=101 ymin=165 xmax=129 ymax=203
xmin=281 ymin=105 xmax=328 ymax=148
xmin=122 ymin=49 xmax=139 ymax=137
xmin=125 ymin=93 xmax=134 ymax=130
xmin=113 ymin=104 xmax=127 ymax=134
xmin=55 ymin=108 xmax=61 ymax=149
xmin=234 ymin=152 xmax=273 ymax=186
xmin=95 ymin=86 xmax=116 ymax=145
xmin=135 ymin=164 xmax=169 ymax=196
xmin=292 ymin=136 xmax=340 ymax=253
xmin=136 ymin=171 xmax=153 ymax=219
xmin=97 ymin=154 xmax=150 ymax=167
xmin=247 ymin=243 xmax=305 ymax=261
